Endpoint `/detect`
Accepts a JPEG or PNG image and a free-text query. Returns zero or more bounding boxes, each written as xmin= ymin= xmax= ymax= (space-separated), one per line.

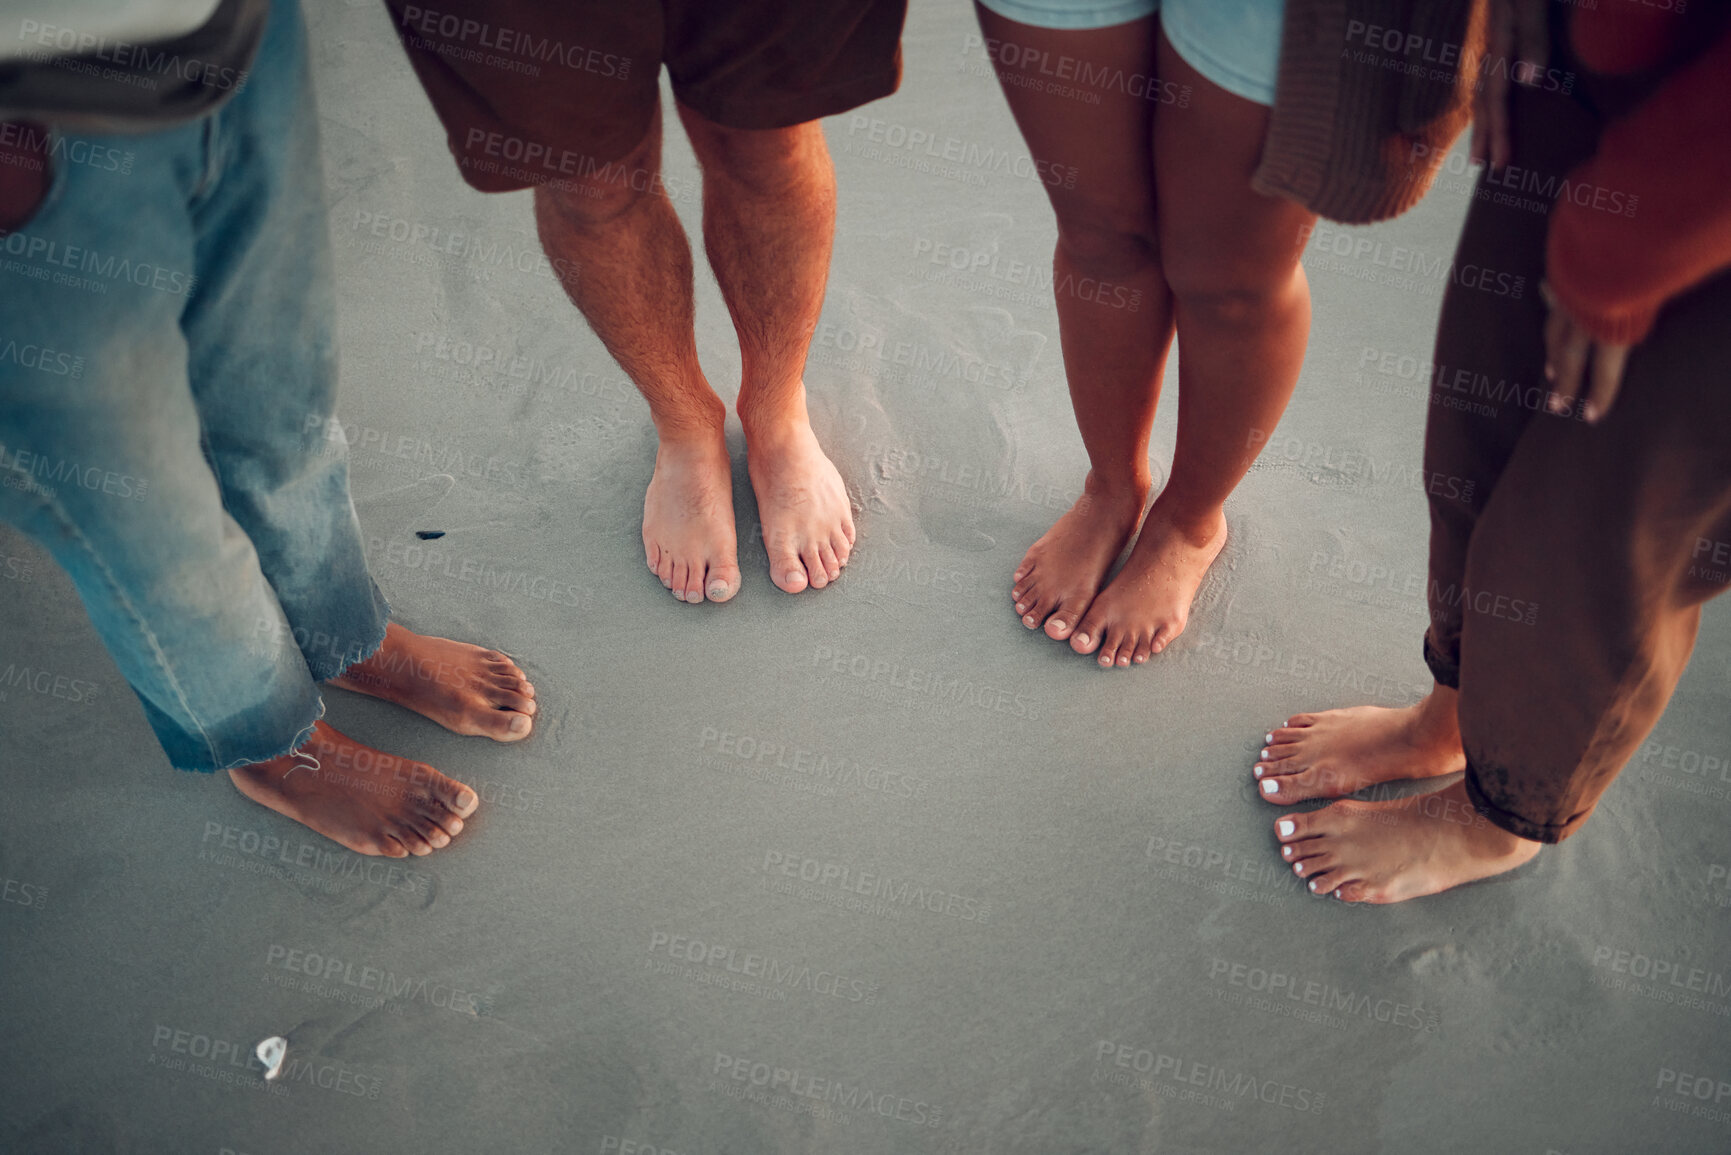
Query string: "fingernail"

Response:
xmin=1278 ymin=820 xmax=1295 ymax=837
xmin=1261 ymin=779 xmax=1279 ymax=796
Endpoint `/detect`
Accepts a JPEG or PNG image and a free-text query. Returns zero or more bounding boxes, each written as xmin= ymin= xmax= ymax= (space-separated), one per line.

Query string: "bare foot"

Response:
xmin=1274 ymin=781 xmax=1540 ymax=903
xmin=1069 ymin=501 xmax=1227 ymax=668
xmin=643 ymin=425 xmax=742 ymax=604
xmin=227 ymin=721 xmax=479 ymax=858
xmin=1010 ymin=473 xmax=1148 ymax=642
xmin=744 ymin=414 xmax=855 ymax=593
xmin=1254 ymin=687 xmax=1464 ymax=804
xmin=330 ymin=622 xmax=537 ymax=742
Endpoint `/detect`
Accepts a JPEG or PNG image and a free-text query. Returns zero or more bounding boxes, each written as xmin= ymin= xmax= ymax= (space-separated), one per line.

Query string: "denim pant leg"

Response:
xmin=0 ymin=17 xmax=332 ymax=772
xmin=181 ymin=0 xmax=390 ymax=681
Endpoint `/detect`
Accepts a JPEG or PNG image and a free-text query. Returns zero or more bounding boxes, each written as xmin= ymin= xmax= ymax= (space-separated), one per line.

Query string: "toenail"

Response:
xmin=1265 ymin=733 xmax=1274 ymax=744
xmin=1023 ymin=615 xmax=1037 ymax=627
xmin=457 ymin=790 xmax=477 ymax=810
xmin=1260 ymin=779 xmax=1279 ymax=795
xmin=1075 ymin=633 xmax=1088 ymax=646
xmin=1293 ymin=862 xmax=1304 ymax=875
xmin=1281 ymin=845 xmax=1293 ymax=858
xmin=509 ymin=715 xmax=530 ymax=734
xmin=1260 ymin=748 xmax=1270 ymax=759
xmin=1015 ymin=602 xmax=1027 ymax=614
xmin=1278 ymin=819 xmax=1295 ymax=837
xmin=1253 ymin=766 xmax=1264 ymax=779
xmin=1308 ymin=880 xmax=1319 ymax=892
xmin=708 ymin=582 xmax=728 ymax=599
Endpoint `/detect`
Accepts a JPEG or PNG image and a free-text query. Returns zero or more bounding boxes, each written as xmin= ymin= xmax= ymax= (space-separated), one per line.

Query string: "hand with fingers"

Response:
xmin=1541 ymin=280 xmax=1632 ymax=425
xmin=1470 ymin=0 xmax=1552 ymax=171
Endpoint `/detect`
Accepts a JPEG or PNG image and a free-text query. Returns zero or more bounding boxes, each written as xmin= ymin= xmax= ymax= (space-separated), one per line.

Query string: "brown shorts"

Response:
xmin=382 ymin=0 xmax=907 ymax=193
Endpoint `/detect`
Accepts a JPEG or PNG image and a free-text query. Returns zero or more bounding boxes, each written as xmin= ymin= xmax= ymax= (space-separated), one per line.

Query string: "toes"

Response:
xmin=1273 ymin=813 xmax=1319 ymax=843
xmin=1266 ymin=726 xmax=1309 ymax=746
xmin=435 ymin=776 xmax=479 ymax=819
xmin=415 ymin=795 xmax=465 ymax=838
xmin=646 ymin=542 xmax=661 ymax=571
xmin=706 ymin=559 xmax=741 ymax=603
xmin=1067 ymin=605 xmax=1107 ymax=652
xmin=408 ymin=813 xmax=452 ymax=850
xmin=655 ymin=556 xmax=675 ymax=591
xmin=800 ymin=543 xmax=829 ymax=590
xmin=671 ymin=560 xmax=694 ymax=602
xmin=1130 ymin=636 xmax=1154 ymax=665
xmin=768 ymin=543 xmax=808 ymax=594
xmin=680 ymin=565 xmax=706 ymax=605
xmin=1283 ymin=713 xmax=1320 ymax=729
xmin=391 ymin=824 xmax=434 ymax=857
xmin=832 ymin=531 xmax=853 ymax=566
xmin=1305 ymin=867 xmax=1347 ymax=897
xmin=817 ymin=541 xmax=842 ymax=583
xmin=1333 ymin=881 xmax=1372 ymax=903
xmin=1017 ymin=587 xmax=1053 ymax=631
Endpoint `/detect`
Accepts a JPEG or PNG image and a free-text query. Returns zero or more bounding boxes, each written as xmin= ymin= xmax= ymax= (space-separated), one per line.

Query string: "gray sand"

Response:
xmin=4 ymin=1 xmax=1730 ymax=1152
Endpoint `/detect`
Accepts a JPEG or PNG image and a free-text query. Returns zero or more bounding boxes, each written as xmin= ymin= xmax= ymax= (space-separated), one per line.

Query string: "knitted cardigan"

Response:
xmin=1254 ymin=0 xmax=1486 ymax=224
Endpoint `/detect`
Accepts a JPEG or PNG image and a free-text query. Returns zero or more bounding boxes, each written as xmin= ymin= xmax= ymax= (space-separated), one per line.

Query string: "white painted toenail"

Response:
xmin=1265 ymin=733 xmax=1274 ymax=745
xmin=1260 ymin=748 xmax=1270 ymax=759
xmin=1308 ymin=880 xmax=1319 ymax=892
xmin=1282 ymin=845 xmax=1293 ymax=858
xmin=1293 ymin=862 xmax=1304 ymax=875
xmin=1278 ymin=819 xmax=1295 ymax=837
xmin=1253 ymin=766 xmax=1264 ymax=779
xmin=1261 ymin=779 xmax=1279 ymax=795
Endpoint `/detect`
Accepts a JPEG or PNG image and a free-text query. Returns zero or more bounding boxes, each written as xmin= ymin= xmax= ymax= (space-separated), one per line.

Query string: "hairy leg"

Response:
xmin=678 ymin=102 xmax=855 ymax=594
xmin=532 ymin=102 xmax=740 ymax=605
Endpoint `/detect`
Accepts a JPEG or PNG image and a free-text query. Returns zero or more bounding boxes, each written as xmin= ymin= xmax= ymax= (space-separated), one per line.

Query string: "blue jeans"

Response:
xmin=0 ymin=0 xmax=389 ymax=772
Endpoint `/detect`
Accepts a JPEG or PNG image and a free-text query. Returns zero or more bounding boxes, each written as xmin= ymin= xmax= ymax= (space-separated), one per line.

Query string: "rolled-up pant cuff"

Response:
xmin=1422 ymin=631 xmax=1460 ymax=690
xmin=1462 ymin=759 xmax=1586 ymax=845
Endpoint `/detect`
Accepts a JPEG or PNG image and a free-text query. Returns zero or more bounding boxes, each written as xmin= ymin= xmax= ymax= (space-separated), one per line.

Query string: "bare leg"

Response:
xmin=1254 ymin=685 xmax=1466 ymax=803
xmin=532 ymin=102 xmax=741 ymax=605
xmin=676 ymin=102 xmax=855 ymax=594
xmin=228 ymin=720 xmax=479 ymax=858
xmin=1069 ymin=31 xmax=1316 ymax=668
xmin=329 ymin=622 xmax=537 ymax=741
xmin=974 ymin=7 xmax=1178 ymax=644
xmin=1275 ymin=781 xmax=1540 ymax=903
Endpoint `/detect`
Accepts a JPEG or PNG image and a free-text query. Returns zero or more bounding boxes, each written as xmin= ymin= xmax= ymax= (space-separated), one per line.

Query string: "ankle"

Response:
xmin=1081 ymin=470 xmax=1152 ymax=507
xmin=653 ymin=402 xmax=728 ymax=449
xmin=1411 ymin=686 xmax=1463 ymax=750
xmin=737 ymin=389 xmax=810 ymax=443
xmin=1144 ymin=496 xmax=1226 ymax=546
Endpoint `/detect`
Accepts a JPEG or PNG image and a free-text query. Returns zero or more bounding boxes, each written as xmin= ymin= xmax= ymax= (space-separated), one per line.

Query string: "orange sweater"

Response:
xmin=1546 ymin=0 xmax=1731 ymax=344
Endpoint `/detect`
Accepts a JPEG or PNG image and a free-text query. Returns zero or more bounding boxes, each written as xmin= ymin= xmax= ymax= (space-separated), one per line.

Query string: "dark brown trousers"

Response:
xmin=1421 ymin=61 xmax=1731 ymax=843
